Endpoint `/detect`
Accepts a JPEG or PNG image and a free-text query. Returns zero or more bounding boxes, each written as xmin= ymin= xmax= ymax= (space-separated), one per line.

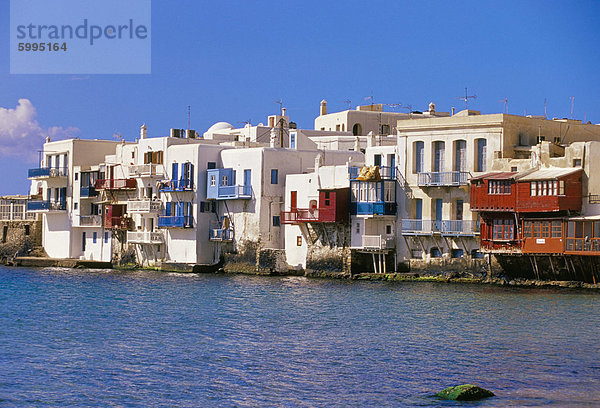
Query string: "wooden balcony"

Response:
xmin=95 ymin=178 xmax=136 ymax=190
xmin=281 ymin=208 xmax=336 ymax=224
xmin=127 ymin=199 xmax=161 ymax=214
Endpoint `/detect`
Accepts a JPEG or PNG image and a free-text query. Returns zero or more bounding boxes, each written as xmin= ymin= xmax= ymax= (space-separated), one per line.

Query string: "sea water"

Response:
xmin=0 ymin=267 xmax=598 ymax=407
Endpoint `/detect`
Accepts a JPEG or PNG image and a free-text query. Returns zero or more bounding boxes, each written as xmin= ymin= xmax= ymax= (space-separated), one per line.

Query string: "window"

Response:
xmin=523 ymin=221 xmax=532 ymax=238
xmin=324 ymin=191 xmax=330 ymax=207
xmin=273 ymin=216 xmax=280 ymax=227
xmin=553 ymin=181 xmax=558 ymax=195
xmin=74 ymin=202 xmax=78 ymax=210
xmin=271 ymin=169 xmax=278 ymax=184
xmin=476 ymin=138 xmax=487 ymax=172
xmin=414 ymin=141 xmax=424 ymax=173
xmin=75 ymin=173 xmax=79 ymax=181
xmin=542 ymin=221 xmax=550 ymax=238
xmin=356 ymin=222 xmax=360 ymax=233
xmin=24 ymin=225 xmax=30 ymax=236
xmin=207 ymin=162 xmax=216 ymax=169
xmin=222 ymin=175 xmax=228 ymax=186
xmin=386 ymin=225 xmax=392 ymax=234
xmin=296 ymin=236 xmax=302 ymax=246
xmin=573 ymin=159 xmax=582 ymax=167
xmin=454 ymin=140 xmax=466 ymax=172
xmin=93 ymin=232 xmax=97 ymax=243
xmin=492 ymin=219 xmax=514 ymax=240
xmin=374 ymin=154 xmax=382 ymax=166
xmin=380 ymin=124 xmax=390 ymax=135
xmin=104 ymin=231 xmax=109 ymax=243
xmin=511 ymin=166 xmax=517 ymax=172
xmin=551 ymin=221 xmax=562 ymax=238
xmin=210 ymin=175 xmax=216 ymax=187
xmin=433 ymin=141 xmax=445 ymax=172
xmin=559 ymin=180 xmax=565 ymax=195
xmin=82 ymin=232 xmax=86 ymax=251
xmin=290 ymin=132 xmax=296 ymax=149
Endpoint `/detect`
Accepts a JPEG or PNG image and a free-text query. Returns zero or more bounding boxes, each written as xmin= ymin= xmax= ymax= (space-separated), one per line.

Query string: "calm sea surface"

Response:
xmin=0 ymin=267 xmax=599 ymax=407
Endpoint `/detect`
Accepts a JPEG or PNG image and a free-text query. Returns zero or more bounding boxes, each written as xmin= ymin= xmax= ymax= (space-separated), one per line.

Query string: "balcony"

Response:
xmin=401 ymin=219 xmax=479 ymax=236
xmin=127 ymin=199 xmax=161 ymax=214
xmin=105 ymin=216 xmax=133 ymax=230
xmin=95 ymin=178 xmax=137 ymax=190
xmin=158 ymin=215 xmax=193 ymax=228
xmin=351 ymin=202 xmax=397 ymax=216
xmin=207 ymin=184 xmax=252 ymax=200
xmin=26 ymin=200 xmax=66 ymax=212
xmin=417 ymin=171 xmax=469 ymax=187
xmin=28 ymin=167 xmax=68 ymax=179
xmin=80 ymin=186 xmax=98 ymax=198
xmin=349 ymin=166 xmax=396 ymax=180
xmin=158 ymin=179 xmax=194 ymax=192
xmin=77 ymin=215 xmax=102 ymax=227
xmin=358 ymin=235 xmax=395 ymax=250
xmin=281 ymin=208 xmax=336 ymax=224
xmin=127 ymin=231 xmax=165 ymax=244
xmin=129 ymin=164 xmax=165 ymax=178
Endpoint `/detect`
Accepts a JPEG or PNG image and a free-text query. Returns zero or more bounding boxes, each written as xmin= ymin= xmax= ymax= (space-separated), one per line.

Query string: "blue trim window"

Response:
xmin=271 ymin=169 xmax=278 ymax=184
xmin=104 ymin=231 xmax=109 ymax=243
xmin=93 ymin=232 xmax=97 ymax=244
xmin=273 ymin=216 xmax=280 ymax=227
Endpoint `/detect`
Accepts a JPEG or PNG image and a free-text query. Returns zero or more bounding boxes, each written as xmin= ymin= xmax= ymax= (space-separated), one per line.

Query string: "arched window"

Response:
xmin=352 ymin=123 xmax=362 ymax=136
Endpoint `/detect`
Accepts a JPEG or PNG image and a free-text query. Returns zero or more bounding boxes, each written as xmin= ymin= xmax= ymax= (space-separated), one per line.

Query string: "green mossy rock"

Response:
xmin=436 ymin=384 xmax=495 ymax=401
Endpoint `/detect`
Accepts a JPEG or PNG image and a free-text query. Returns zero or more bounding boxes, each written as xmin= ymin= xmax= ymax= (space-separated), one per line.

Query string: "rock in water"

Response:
xmin=436 ymin=384 xmax=495 ymax=401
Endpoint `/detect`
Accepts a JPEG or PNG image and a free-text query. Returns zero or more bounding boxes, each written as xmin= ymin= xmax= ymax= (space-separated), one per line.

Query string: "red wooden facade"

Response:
xmin=471 ymin=168 xmax=582 ymax=213
xmin=470 ymin=172 xmax=517 ymax=212
xmin=282 ymin=188 xmax=349 ymax=224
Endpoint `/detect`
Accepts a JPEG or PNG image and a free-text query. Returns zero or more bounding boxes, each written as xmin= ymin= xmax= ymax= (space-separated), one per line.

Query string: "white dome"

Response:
xmin=206 ymin=121 xmax=234 ymax=133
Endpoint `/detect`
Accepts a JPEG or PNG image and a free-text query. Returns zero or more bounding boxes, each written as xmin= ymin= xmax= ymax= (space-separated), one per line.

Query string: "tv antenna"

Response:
xmin=112 ymin=131 xmax=123 ymax=141
xmin=498 ymin=98 xmax=508 ymax=114
xmin=340 ymin=99 xmax=352 ymax=110
xmin=273 ymin=99 xmax=283 ymax=115
xmin=187 ymin=105 xmax=191 ymax=130
xmin=454 ymin=87 xmax=477 ymax=110
xmin=238 ymin=119 xmax=252 ymax=127
xmin=383 ymin=103 xmax=403 ymax=112
xmin=364 ymin=90 xmax=374 ymax=105
xmin=544 ymin=98 xmax=548 ymax=119
xmin=569 ymin=96 xmax=575 ymax=119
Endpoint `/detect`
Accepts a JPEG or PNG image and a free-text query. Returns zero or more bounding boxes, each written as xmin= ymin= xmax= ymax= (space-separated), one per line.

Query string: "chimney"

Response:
xmin=282 ymin=107 xmax=287 ymax=117
xmin=320 ymin=99 xmax=327 ymax=116
xmin=315 ymin=154 xmax=322 ymax=170
xmin=451 ymin=107 xmax=455 ymax=116
xmin=428 ymin=102 xmax=436 ymax=114
xmin=140 ymin=124 xmax=147 ymax=139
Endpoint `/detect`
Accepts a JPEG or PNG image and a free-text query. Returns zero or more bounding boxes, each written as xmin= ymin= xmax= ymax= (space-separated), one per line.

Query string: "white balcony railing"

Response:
xmin=78 ymin=215 xmax=102 ymax=227
xmin=361 ymin=235 xmax=394 ymax=250
xmin=127 ymin=199 xmax=161 ymax=213
xmin=127 ymin=231 xmax=165 ymax=244
xmin=129 ymin=163 xmax=165 ymax=177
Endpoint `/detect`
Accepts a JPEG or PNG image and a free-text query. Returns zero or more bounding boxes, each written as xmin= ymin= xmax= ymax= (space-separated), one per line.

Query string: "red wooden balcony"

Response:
xmin=281 ymin=208 xmax=336 ymax=224
xmin=104 ymin=216 xmax=133 ymax=230
xmin=95 ymin=178 xmax=137 ymax=190
xmin=470 ymin=172 xmax=517 ymax=212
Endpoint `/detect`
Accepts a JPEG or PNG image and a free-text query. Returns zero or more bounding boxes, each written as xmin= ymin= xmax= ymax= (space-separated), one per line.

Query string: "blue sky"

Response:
xmin=1 ymin=0 xmax=599 ymax=195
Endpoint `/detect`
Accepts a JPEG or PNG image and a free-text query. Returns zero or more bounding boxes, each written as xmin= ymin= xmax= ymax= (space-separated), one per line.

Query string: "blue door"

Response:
xmin=243 ymin=169 xmax=251 ymax=195
xmin=435 ymin=199 xmax=443 ymax=221
xmin=415 ymin=199 xmax=422 ymax=219
xmin=389 ymin=154 xmax=396 ymax=178
xmin=172 ymin=163 xmax=178 ymax=184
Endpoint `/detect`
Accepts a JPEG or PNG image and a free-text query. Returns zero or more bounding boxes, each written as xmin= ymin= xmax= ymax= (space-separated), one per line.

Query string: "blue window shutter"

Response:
xmin=93 ymin=232 xmax=97 ymax=243
xmin=190 ymin=163 xmax=194 ymax=188
xmin=104 ymin=231 xmax=109 ymax=243
xmin=166 ymin=202 xmax=171 ymax=216
xmin=172 ymin=163 xmax=178 ymax=182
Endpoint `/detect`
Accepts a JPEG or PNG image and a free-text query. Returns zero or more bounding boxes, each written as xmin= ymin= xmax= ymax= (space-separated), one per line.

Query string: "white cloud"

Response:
xmin=0 ymin=99 xmax=79 ymax=162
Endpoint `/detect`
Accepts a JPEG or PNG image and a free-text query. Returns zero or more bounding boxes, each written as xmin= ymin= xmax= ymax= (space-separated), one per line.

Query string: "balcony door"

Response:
xmin=455 ymin=140 xmax=466 ymax=172
xmin=290 ymin=191 xmax=297 ymax=210
xmin=434 ymin=141 xmax=445 ymax=172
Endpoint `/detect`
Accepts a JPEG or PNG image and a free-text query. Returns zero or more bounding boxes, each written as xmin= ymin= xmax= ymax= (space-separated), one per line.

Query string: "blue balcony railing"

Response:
xmin=417 ymin=171 xmax=469 ymax=187
xmin=349 ymin=166 xmax=396 ymax=180
xmin=80 ymin=186 xmax=97 ymax=197
xmin=351 ymin=202 xmax=397 ymax=216
xmin=207 ymin=184 xmax=252 ymax=200
xmin=158 ymin=215 xmax=193 ymax=228
xmin=209 ymin=228 xmax=233 ymax=241
xmin=26 ymin=200 xmax=66 ymax=211
xmin=158 ymin=179 xmax=194 ymax=192
xmin=28 ymin=167 xmax=67 ymax=178
xmin=401 ymin=219 xmax=479 ymax=236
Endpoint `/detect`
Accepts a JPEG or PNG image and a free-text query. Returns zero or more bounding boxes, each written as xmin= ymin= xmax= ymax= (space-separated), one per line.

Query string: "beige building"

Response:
xmin=395 ymin=110 xmax=600 ymax=261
